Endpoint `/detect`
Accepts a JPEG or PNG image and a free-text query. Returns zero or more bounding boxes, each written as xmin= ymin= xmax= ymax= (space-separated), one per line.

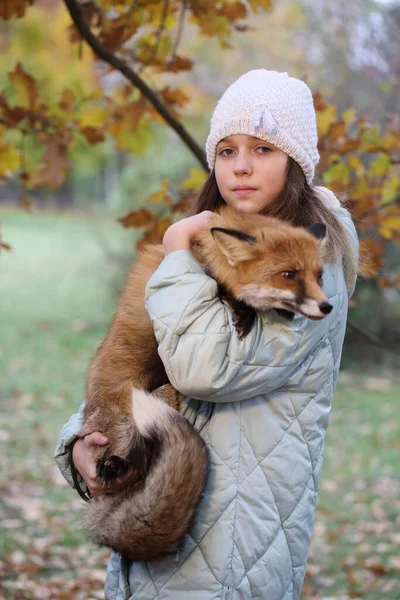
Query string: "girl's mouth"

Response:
xmin=233 ymin=188 xmax=257 ymax=196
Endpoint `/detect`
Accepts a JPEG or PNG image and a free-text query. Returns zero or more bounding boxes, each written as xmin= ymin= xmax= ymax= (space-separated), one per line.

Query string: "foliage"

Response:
xmin=316 ymin=95 xmax=400 ymax=288
xmin=0 ymin=0 xmax=399 ymax=288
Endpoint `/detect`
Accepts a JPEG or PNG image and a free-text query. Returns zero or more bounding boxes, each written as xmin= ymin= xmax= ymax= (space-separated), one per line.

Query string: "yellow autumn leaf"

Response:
xmin=0 ymin=142 xmax=21 ymax=176
xmin=379 ymin=227 xmax=393 ymax=240
xmin=370 ymin=154 xmax=390 ymax=177
xmin=181 ymin=168 xmax=208 ymax=190
xmin=360 ymin=124 xmax=382 ymax=151
xmin=348 ymin=155 xmax=364 ymax=174
xmin=8 ymin=62 xmax=39 ymax=110
xmin=116 ymin=121 xmax=153 ymax=155
xmin=380 ymin=132 xmax=399 ymax=152
xmin=317 ymin=105 xmax=337 ymax=137
xmin=324 ymin=162 xmax=350 ymax=186
xmin=342 ymin=107 xmax=356 ymax=123
xmin=380 ymin=217 xmax=400 ymax=232
xmin=381 ymin=175 xmax=400 ymax=204
xmin=248 ymin=0 xmax=272 ymax=10
xmin=352 ymin=178 xmax=370 ymax=200
xmin=79 ymin=106 xmax=109 ymax=128
xmin=147 ymin=179 xmax=170 ymax=204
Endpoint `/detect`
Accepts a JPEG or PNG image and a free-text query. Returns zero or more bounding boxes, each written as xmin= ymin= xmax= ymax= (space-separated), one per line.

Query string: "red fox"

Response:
xmin=79 ymin=206 xmax=332 ymax=561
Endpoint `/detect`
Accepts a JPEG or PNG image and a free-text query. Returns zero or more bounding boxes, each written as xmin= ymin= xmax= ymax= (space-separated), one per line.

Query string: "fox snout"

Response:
xmin=297 ymin=297 xmax=333 ymax=320
xmin=319 ymin=301 xmax=333 ymax=315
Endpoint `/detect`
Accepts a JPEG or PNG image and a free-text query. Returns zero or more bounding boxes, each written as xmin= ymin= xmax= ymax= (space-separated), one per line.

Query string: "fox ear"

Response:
xmin=307 ymin=223 xmax=327 ymax=243
xmin=211 ymin=227 xmax=257 ymax=267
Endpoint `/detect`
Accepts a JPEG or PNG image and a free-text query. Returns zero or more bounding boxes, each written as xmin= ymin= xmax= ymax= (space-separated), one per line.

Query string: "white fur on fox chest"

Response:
xmin=131 ymin=389 xmax=172 ymax=436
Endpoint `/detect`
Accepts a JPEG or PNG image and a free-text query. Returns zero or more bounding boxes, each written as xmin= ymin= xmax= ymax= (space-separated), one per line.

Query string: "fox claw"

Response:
xmin=97 ymin=455 xmax=129 ymax=484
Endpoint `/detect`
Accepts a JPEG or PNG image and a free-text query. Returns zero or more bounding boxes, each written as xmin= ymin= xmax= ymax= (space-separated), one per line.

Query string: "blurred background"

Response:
xmin=0 ymin=0 xmax=399 ymax=598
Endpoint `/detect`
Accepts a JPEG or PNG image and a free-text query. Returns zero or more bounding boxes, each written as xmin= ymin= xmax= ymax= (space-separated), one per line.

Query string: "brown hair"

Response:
xmin=187 ymin=158 xmax=357 ymax=292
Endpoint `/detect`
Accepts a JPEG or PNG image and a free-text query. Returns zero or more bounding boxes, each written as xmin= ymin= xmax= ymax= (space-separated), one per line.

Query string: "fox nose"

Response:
xmin=319 ymin=301 xmax=333 ymax=315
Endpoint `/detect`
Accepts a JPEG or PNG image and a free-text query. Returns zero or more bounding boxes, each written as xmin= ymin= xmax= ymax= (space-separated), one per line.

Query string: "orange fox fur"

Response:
xmin=79 ymin=206 xmax=331 ymax=561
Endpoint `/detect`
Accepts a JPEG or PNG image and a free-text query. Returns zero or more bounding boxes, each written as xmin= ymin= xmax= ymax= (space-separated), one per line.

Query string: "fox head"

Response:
xmin=198 ymin=210 xmax=333 ymax=321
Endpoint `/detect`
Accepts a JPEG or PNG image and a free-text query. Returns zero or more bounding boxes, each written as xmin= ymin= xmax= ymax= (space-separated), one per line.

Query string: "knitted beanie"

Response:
xmin=206 ymin=70 xmax=320 ymax=184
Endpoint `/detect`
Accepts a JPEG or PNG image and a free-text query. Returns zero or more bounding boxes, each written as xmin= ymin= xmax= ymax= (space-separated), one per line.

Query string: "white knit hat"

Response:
xmin=206 ymin=70 xmax=320 ymax=184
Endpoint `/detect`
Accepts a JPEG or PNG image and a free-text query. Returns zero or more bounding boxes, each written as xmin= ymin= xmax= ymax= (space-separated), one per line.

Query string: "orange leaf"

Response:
xmin=160 ymin=87 xmax=189 ymax=109
xmin=147 ymin=179 xmax=171 ymax=205
xmin=109 ymin=98 xmax=147 ymax=136
xmin=155 ymin=218 xmax=172 ymax=235
xmin=173 ymin=196 xmax=192 ymax=213
xmin=118 ymin=208 xmax=154 ymax=229
xmin=59 ymin=89 xmax=77 ymax=112
xmin=217 ymin=2 xmax=247 ymax=20
xmin=0 ymin=240 xmax=11 ymax=251
xmin=38 ymin=133 xmax=73 ymax=189
xmin=80 ymin=127 xmax=105 ymax=144
xmin=248 ymin=0 xmax=272 ymax=11
xmin=8 ymin=63 xmax=39 ymax=111
xmin=164 ymin=56 xmax=193 ymax=73
xmin=0 ymin=222 xmax=11 ymax=251
xmin=0 ymin=0 xmax=34 ymax=20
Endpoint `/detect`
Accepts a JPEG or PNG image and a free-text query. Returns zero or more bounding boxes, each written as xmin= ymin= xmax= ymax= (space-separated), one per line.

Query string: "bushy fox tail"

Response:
xmin=82 ymin=389 xmax=209 ymax=561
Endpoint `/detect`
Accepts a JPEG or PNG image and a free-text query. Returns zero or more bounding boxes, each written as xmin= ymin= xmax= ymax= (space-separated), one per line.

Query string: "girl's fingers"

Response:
xmin=83 ymin=432 xmax=109 ymax=447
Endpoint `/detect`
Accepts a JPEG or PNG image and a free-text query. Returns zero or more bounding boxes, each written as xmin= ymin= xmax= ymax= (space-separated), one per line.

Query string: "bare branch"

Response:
xmin=63 ymin=0 xmax=208 ymax=170
xmin=347 ymin=319 xmax=400 ymax=356
xmin=138 ymin=0 xmax=170 ymax=73
xmin=172 ymin=1 xmax=187 ymax=59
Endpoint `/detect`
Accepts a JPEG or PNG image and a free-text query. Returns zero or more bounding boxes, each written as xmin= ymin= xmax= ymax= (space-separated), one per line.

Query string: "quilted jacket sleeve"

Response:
xmin=54 ymin=402 xmax=88 ymax=492
xmin=145 ymin=249 xmax=347 ymax=403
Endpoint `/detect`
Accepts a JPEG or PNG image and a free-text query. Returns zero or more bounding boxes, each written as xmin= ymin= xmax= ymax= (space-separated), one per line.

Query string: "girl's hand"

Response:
xmin=163 ymin=211 xmax=215 ymax=255
xmin=72 ymin=433 xmax=136 ymax=499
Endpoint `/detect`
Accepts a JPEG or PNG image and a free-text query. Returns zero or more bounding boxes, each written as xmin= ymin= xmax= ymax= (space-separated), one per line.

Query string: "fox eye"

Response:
xmin=281 ymin=271 xmax=296 ymax=280
xmin=317 ymin=271 xmax=324 ymax=284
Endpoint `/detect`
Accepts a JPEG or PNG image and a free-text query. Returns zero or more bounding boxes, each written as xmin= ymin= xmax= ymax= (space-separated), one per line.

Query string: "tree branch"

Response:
xmin=172 ymin=1 xmax=187 ymax=58
xmin=63 ymin=0 xmax=208 ymax=170
xmin=138 ymin=0 xmax=170 ymax=74
xmin=346 ymin=319 xmax=400 ymax=356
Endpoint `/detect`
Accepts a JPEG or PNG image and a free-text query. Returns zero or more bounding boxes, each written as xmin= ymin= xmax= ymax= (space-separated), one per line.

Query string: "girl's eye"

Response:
xmin=219 ymin=148 xmax=234 ymax=156
xmin=281 ymin=271 xmax=296 ymax=280
xmin=257 ymin=146 xmax=271 ymax=154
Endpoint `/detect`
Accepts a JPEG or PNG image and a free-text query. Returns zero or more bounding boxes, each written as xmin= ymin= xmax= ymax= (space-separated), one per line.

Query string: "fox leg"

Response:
xmin=230 ymin=299 xmax=257 ymax=339
xmin=217 ymin=283 xmax=257 ymax=339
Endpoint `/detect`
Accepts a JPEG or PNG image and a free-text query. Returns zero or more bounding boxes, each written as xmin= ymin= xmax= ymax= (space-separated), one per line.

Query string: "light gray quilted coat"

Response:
xmin=55 ymin=200 xmax=358 ymax=600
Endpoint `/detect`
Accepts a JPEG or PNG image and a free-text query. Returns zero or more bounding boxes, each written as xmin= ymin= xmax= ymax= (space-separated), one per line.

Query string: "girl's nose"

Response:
xmin=233 ymin=152 xmax=253 ymax=176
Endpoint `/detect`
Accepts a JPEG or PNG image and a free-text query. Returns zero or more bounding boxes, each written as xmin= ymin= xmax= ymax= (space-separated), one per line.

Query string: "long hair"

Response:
xmin=187 ymin=158 xmax=357 ymax=292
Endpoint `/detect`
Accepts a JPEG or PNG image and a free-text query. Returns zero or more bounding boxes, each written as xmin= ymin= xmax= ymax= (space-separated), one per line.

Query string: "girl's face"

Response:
xmin=214 ymin=134 xmax=288 ymax=214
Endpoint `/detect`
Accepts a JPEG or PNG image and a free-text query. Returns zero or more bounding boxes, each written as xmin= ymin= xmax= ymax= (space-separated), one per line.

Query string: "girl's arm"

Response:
xmin=145 ymin=214 xmax=352 ymax=403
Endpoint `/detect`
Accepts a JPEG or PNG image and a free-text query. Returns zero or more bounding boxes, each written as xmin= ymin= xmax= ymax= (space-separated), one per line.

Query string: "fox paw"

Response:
xmin=97 ymin=455 xmax=129 ymax=485
xmin=233 ymin=309 xmax=256 ymax=339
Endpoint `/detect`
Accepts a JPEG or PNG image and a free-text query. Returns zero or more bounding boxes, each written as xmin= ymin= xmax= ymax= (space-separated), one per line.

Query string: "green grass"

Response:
xmin=0 ymin=207 xmax=399 ymax=599
xmin=303 ymin=375 xmax=400 ymax=599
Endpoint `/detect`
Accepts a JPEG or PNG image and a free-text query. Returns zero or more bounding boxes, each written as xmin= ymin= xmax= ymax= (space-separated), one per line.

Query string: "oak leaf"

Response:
xmin=118 ymin=208 xmax=154 ymax=229
xmin=0 ymin=0 xmax=34 ymax=20
xmin=8 ymin=63 xmax=39 ymax=111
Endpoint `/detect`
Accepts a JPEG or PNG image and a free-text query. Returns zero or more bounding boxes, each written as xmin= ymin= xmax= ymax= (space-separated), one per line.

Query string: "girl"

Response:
xmin=55 ymin=70 xmax=359 ymax=600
